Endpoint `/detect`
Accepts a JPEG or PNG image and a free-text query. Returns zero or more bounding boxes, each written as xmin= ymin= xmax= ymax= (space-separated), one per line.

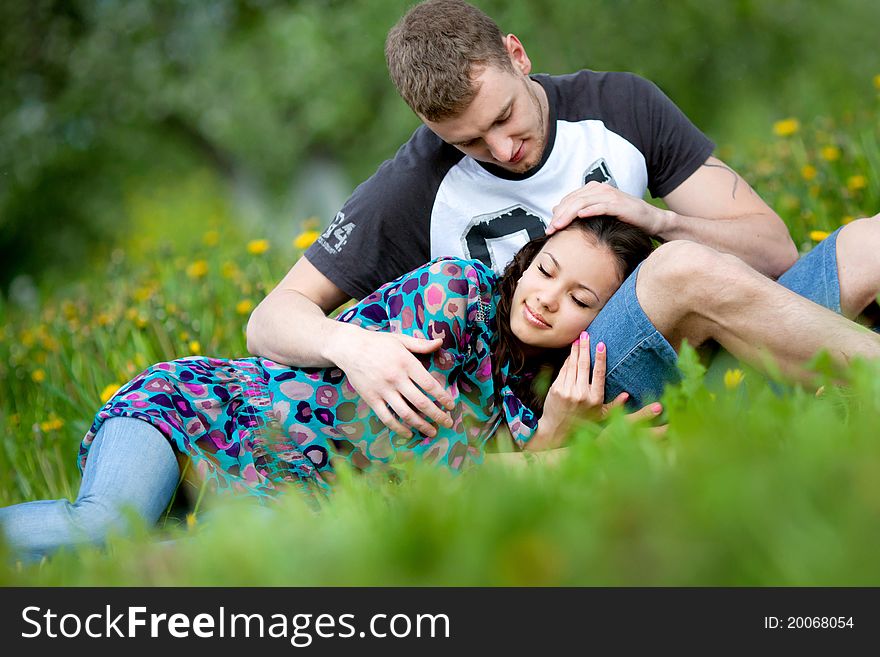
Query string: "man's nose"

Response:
xmin=484 ymin=131 xmax=514 ymax=162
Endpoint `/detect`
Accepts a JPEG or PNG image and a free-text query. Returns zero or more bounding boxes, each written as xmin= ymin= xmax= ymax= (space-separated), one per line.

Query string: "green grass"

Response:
xmin=1 ymin=106 xmax=878 ymax=585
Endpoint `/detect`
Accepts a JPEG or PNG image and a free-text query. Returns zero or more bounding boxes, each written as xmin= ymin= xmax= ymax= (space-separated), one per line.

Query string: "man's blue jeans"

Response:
xmin=585 ymin=229 xmax=848 ymax=407
xmin=0 ymin=417 xmax=179 ymax=563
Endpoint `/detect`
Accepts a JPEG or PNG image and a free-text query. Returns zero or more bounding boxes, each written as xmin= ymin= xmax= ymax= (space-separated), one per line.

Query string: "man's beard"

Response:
xmin=509 ymin=79 xmax=547 ymax=173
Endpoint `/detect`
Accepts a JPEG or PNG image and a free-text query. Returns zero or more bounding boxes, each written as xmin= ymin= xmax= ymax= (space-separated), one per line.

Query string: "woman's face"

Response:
xmin=510 ymin=229 xmax=623 ymax=349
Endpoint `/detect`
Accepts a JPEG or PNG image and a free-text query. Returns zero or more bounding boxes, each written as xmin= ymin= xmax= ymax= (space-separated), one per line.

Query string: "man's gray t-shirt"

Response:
xmin=306 ymin=70 xmax=714 ymax=300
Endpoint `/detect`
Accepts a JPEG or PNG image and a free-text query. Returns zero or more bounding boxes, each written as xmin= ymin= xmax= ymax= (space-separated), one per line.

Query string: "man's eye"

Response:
xmin=459 ymin=139 xmax=478 ymax=148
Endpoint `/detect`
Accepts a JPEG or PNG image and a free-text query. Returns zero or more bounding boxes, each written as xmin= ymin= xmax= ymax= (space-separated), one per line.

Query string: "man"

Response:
xmin=248 ymin=0 xmax=880 ymax=435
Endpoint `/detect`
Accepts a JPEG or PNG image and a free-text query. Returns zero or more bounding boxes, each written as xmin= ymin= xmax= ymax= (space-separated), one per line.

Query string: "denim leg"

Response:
xmin=584 ymin=262 xmax=680 ymax=409
xmin=0 ymin=416 xmax=180 ymax=562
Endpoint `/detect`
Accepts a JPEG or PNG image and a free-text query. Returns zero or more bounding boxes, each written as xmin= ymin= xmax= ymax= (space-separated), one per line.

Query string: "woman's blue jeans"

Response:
xmin=0 ymin=416 xmax=180 ymax=563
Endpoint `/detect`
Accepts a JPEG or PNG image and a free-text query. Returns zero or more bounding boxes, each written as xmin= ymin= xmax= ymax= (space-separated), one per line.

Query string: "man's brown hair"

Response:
xmin=385 ymin=0 xmax=514 ymax=121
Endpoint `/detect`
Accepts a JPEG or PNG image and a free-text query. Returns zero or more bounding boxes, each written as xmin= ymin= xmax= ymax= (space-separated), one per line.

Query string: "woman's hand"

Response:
xmin=529 ymin=331 xmax=628 ymax=449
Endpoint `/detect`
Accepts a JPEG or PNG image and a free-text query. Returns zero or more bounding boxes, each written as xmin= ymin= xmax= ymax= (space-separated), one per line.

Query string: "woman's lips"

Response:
xmin=523 ymin=303 xmax=551 ymax=329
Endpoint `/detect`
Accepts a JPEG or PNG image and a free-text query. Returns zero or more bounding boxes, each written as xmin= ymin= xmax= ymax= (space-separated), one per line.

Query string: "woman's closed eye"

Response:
xmin=570 ymin=296 xmax=590 ymax=309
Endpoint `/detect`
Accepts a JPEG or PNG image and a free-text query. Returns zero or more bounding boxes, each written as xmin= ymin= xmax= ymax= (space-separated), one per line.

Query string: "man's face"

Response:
xmin=422 ymin=64 xmax=548 ymax=174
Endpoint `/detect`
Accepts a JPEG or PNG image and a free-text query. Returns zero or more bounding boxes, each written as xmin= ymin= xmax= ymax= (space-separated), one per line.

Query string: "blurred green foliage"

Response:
xmin=1 ymin=0 xmax=879 ymax=289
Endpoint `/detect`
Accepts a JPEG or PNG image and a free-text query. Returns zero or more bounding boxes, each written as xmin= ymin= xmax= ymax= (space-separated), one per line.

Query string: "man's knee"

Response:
xmin=837 ymin=215 xmax=880 ymax=317
xmin=838 ymin=214 xmax=880 ymax=258
xmin=639 ymin=240 xmax=746 ymax=307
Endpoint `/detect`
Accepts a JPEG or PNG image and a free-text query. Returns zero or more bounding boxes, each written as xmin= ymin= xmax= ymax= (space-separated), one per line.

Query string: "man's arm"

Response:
xmin=246 ymin=256 xmax=455 ymax=437
xmin=548 ymin=156 xmax=798 ymax=279
xmin=658 ymin=156 xmax=797 ymax=277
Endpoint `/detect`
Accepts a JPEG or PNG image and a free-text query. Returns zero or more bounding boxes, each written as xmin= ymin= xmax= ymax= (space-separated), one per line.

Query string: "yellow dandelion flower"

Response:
xmin=874 ymin=74 xmax=880 ymax=91
xmin=236 ymin=299 xmax=254 ymax=315
xmin=133 ymin=286 xmax=153 ymax=302
xmin=189 ymin=340 xmax=201 ymax=355
xmin=186 ymin=513 xmax=198 ymax=529
xmin=135 ymin=315 xmax=148 ymax=329
xmin=772 ymin=118 xmax=800 ymax=137
xmin=187 ymin=260 xmax=209 ymax=278
xmin=62 ymin=300 xmax=77 ymax=320
xmin=781 ymin=194 xmax=800 ymax=211
xmin=800 ymin=165 xmax=817 ymax=181
xmin=202 ymin=230 xmax=220 ymax=247
xmin=96 ymin=312 xmax=112 ymax=326
xmin=179 ymin=331 xmax=190 ymax=341
xmin=221 ymin=262 xmax=239 ymax=280
xmin=810 ymin=230 xmax=830 ymax=242
xmin=39 ymin=417 xmax=64 ymax=432
xmin=125 ymin=308 xmax=138 ymax=321
xmin=820 ymin=146 xmax=840 ymax=162
xmin=41 ymin=335 xmax=60 ymax=352
xmin=100 ymin=383 xmax=121 ymax=404
xmin=724 ymin=368 xmax=745 ymax=390
xmin=293 ymin=230 xmax=320 ymax=250
xmin=21 ymin=330 xmax=35 ymax=348
xmin=31 ymin=369 xmax=46 ymax=383
xmin=847 ymin=175 xmax=867 ymax=191
xmin=842 ymin=215 xmax=854 ymax=225
xmin=247 ymin=239 xmax=270 ymax=255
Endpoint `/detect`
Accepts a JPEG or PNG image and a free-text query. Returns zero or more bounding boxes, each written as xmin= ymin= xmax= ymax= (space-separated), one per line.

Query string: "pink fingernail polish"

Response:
xmin=652 ymin=403 xmax=662 ymax=413
xmin=597 ymin=342 xmax=605 ymax=353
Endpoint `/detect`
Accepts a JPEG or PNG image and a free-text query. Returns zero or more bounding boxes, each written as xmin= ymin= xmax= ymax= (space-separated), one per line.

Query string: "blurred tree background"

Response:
xmin=1 ymin=0 xmax=878 ymax=295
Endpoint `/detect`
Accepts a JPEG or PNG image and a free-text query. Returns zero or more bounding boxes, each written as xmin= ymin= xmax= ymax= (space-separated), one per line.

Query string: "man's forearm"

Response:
xmin=656 ymin=209 xmax=798 ymax=278
xmin=246 ymin=289 xmax=353 ymax=367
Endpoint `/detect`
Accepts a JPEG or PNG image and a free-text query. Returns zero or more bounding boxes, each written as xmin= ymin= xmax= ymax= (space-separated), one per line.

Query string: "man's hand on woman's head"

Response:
xmin=547 ymin=182 xmax=669 ymax=236
xmin=328 ymin=324 xmax=456 ymax=438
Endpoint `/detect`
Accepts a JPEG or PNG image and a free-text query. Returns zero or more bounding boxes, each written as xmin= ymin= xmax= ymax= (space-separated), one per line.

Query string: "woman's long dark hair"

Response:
xmin=492 ymin=216 xmax=654 ymax=413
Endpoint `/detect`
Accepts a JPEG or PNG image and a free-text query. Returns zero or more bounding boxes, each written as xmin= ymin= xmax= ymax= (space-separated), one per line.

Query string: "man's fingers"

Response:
xmin=397 ymin=334 xmax=444 ymax=353
xmin=577 ymin=202 xmax=611 ymax=219
xmin=410 ymin=367 xmax=456 ymax=412
xmin=370 ymin=397 xmax=412 ymax=438
xmin=399 ymin=379 xmax=453 ymax=432
xmin=385 ymin=393 xmax=432 ymax=438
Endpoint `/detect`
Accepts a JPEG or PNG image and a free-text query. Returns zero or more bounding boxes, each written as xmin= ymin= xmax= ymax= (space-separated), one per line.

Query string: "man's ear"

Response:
xmin=503 ymin=34 xmax=531 ymax=75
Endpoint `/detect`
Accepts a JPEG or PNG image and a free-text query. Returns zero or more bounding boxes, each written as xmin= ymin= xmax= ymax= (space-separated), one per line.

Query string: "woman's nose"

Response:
xmin=537 ymin=290 xmax=559 ymax=312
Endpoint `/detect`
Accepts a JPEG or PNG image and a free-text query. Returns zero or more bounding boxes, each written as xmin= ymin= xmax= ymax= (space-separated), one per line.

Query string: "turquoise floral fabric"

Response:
xmin=78 ymin=258 xmax=538 ymax=499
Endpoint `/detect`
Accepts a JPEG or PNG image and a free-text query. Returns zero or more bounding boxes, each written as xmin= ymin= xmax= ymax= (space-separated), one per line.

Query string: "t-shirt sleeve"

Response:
xmin=303 ymin=127 xmax=462 ymax=300
xmin=626 ymin=74 xmax=715 ymax=198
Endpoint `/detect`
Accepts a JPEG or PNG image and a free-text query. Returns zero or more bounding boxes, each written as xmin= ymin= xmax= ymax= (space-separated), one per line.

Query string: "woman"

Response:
xmin=0 ymin=216 xmax=654 ymax=562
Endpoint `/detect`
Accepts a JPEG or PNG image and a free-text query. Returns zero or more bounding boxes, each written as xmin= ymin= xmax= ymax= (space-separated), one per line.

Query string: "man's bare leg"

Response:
xmin=836 ymin=214 xmax=880 ymax=319
xmin=634 ymin=240 xmax=880 ymax=382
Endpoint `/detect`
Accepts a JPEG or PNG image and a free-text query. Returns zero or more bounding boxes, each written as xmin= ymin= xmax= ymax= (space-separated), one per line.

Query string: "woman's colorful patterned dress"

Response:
xmin=78 ymin=258 xmax=538 ymax=499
